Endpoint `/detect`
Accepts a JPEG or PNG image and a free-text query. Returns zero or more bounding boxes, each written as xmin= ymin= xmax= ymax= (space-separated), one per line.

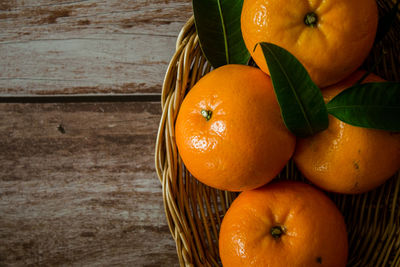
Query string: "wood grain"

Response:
xmin=0 ymin=101 xmax=178 ymax=266
xmin=0 ymin=0 xmax=192 ymax=96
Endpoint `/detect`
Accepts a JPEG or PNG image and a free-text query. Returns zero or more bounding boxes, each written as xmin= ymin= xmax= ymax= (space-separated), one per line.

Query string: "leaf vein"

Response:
xmin=217 ymin=0 xmax=230 ymax=64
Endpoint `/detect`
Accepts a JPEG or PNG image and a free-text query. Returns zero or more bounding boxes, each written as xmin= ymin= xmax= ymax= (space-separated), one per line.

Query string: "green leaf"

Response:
xmin=326 ymin=82 xmax=400 ymax=131
xmin=192 ymin=0 xmax=250 ymax=67
xmin=258 ymin=42 xmax=329 ymax=137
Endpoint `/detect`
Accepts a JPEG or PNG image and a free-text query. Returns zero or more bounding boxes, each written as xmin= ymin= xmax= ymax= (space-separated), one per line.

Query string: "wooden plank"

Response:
xmin=0 ymin=101 xmax=179 ymax=266
xmin=0 ymin=0 xmax=192 ymax=96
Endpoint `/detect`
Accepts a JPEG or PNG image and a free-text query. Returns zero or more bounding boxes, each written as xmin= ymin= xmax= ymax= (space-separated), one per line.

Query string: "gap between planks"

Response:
xmin=0 ymin=93 xmax=162 ymax=103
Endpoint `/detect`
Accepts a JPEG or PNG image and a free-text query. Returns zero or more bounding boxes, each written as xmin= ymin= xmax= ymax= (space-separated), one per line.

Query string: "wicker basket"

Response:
xmin=155 ymin=2 xmax=400 ymax=266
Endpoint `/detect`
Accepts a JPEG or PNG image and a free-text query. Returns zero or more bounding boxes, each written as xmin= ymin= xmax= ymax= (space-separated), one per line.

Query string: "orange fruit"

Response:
xmin=219 ymin=181 xmax=348 ymax=266
xmin=293 ymin=71 xmax=400 ymax=194
xmin=175 ymin=64 xmax=295 ymax=191
xmin=241 ymin=0 xmax=378 ymax=87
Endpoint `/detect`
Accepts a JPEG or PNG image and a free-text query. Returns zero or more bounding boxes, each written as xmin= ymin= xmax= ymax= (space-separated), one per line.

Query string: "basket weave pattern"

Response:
xmin=155 ymin=2 xmax=400 ymax=266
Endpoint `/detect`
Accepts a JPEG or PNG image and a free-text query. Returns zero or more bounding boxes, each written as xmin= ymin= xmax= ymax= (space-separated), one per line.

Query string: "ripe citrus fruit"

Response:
xmin=219 ymin=181 xmax=348 ymax=266
xmin=175 ymin=64 xmax=295 ymax=191
xmin=241 ymin=0 xmax=378 ymax=87
xmin=294 ymin=71 xmax=400 ymax=194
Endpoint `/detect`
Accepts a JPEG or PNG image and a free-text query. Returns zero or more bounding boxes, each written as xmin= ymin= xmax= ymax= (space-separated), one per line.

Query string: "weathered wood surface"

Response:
xmin=0 ymin=102 xmax=178 ymax=266
xmin=0 ymin=0 xmax=192 ymax=96
xmin=0 ymin=0 xmax=187 ymax=265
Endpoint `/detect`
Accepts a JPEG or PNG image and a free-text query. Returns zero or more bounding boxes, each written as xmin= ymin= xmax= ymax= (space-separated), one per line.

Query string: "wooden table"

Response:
xmin=0 ymin=1 xmax=191 ymax=265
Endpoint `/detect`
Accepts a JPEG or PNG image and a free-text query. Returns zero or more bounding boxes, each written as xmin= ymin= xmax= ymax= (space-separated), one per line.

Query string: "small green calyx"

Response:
xmin=201 ymin=109 xmax=212 ymax=121
xmin=304 ymin=12 xmax=318 ymax=27
xmin=270 ymin=226 xmax=285 ymax=239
